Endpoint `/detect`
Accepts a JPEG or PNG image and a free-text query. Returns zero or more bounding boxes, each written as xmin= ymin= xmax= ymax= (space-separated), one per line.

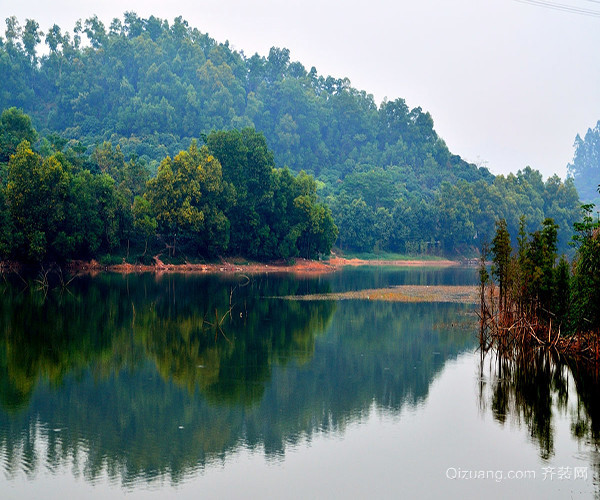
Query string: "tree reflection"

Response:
xmin=0 ymin=273 xmax=474 ymax=485
xmin=0 ymin=273 xmax=336 ymax=409
xmin=480 ymin=349 xmax=600 ymax=467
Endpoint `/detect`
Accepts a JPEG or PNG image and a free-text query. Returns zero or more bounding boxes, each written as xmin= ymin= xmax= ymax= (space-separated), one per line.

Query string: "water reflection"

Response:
xmin=324 ymin=265 xmax=477 ymax=292
xmin=0 ymin=271 xmax=475 ymax=488
xmin=479 ymin=349 xmax=600 ymax=487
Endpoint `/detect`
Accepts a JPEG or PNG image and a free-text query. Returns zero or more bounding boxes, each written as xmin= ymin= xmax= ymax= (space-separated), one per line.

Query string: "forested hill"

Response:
xmin=0 ymin=14 xmax=482 ymax=181
xmin=0 ymin=14 xmax=582 ymax=258
xmin=568 ymin=121 xmax=600 ymax=205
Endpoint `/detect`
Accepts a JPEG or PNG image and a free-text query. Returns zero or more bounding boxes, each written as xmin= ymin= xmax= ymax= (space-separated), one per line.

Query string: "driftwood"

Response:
xmin=479 ymin=282 xmax=600 ymax=364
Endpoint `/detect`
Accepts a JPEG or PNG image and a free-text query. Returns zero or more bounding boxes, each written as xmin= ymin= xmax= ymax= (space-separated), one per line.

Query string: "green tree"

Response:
xmin=90 ymin=142 xmax=126 ymax=177
xmin=491 ymin=218 xmax=512 ymax=311
xmin=22 ymin=19 xmax=42 ymax=63
xmin=5 ymin=142 xmax=70 ymax=261
xmin=437 ymin=181 xmax=476 ymax=254
xmin=0 ymin=163 xmax=14 ymax=258
xmin=93 ymin=174 xmax=126 ymax=251
xmin=66 ymin=169 xmax=104 ymax=256
xmin=568 ymin=122 xmax=600 ymax=204
xmin=335 ymin=197 xmax=376 ymax=252
xmin=146 ymin=141 xmax=229 ymax=257
xmin=206 ymin=128 xmax=274 ymax=258
xmin=0 ymin=107 xmax=38 ymax=162
xmin=302 ymin=201 xmax=337 ymax=258
xmin=523 ymin=218 xmax=558 ymax=316
xmin=132 ymin=195 xmax=157 ymax=256
xmin=570 ymin=200 xmax=600 ymax=333
xmin=290 ymin=172 xmax=338 ymax=259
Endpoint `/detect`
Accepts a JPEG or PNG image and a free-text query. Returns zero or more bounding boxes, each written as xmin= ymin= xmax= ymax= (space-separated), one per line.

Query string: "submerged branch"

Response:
xmin=479 ymin=282 xmax=600 ymax=365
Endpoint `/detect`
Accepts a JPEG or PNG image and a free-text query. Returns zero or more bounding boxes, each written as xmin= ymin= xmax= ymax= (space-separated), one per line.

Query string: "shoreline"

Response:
xmin=1 ymin=256 xmax=464 ymax=276
xmin=327 ymin=257 xmax=461 ymax=268
xmin=76 ymin=256 xmax=462 ymax=275
xmin=79 ymin=256 xmax=462 ymax=275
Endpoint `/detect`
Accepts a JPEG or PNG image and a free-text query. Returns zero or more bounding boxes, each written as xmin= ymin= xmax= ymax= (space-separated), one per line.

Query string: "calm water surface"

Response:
xmin=1 ymin=268 xmax=598 ymax=499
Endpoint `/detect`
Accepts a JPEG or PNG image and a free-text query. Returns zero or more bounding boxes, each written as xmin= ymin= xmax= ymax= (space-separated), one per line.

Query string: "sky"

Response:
xmin=2 ymin=0 xmax=600 ymax=180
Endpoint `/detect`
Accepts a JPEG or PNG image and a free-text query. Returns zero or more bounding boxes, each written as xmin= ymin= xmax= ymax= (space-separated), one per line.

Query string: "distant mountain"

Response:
xmin=568 ymin=121 xmax=600 ymax=204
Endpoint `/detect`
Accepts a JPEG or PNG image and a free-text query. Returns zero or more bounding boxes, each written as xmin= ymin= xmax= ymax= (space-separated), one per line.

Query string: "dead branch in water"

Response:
xmin=479 ymin=281 xmax=600 ymax=365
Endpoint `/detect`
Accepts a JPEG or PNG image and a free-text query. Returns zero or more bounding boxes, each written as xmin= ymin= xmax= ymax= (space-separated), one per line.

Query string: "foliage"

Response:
xmin=570 ymin=200 xmax=600 ymax=333
xmin=491 ymin=218 xmax=512 ymax=311
xmin=568 ymin=121 xmax=600 ymax=204
xmin=206 ymin=128 xmax=275 ymax=258
xmin=0 ymin=114 xmax=336 ymax=262
xmin=0 ymin=14 xmax=583 ymax=257
xmin=132 ymin=195 xmax=156 ymax=255
xmin=485 ymin=192 xmax=600 ymax=338
xmin=0 ymin=107 xmax=37 ymax=162
xmin=145 ymin=141 xmax=229 ymax=256
xmin=5 ymin=141 xmax=70 ymax=260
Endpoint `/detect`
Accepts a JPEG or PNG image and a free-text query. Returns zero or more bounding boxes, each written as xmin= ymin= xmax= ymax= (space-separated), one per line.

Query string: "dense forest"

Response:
xmin=0 ymin=108 xmax=336 ymax=263
xmin=0 ymin=14 xmax=584 ymax=261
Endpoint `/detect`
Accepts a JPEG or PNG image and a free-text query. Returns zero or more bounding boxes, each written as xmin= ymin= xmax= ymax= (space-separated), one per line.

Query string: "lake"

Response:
xmin=0 ymin=267 xmax=598 ymax=499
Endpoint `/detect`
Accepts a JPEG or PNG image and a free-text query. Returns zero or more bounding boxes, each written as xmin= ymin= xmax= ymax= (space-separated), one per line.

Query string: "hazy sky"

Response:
xmin=2 ymin=0 xmax=600 ymax=179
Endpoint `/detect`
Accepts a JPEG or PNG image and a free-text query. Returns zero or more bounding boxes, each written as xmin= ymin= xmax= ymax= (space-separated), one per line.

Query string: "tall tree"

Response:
xmin=0 ymin=107 xmax=38 ymax=162
xmin=146 ymin=141 xmax=230 ymax=257
xmin=491 ymin=218 xmax=512 ymax=311
xmin=22 ymin=19 xmax=42 ymax=63
xmin=567 ymin=121 xmax=600 ymax=203
xmin=570 ymin=198 xmax=600 ymax=333
xmin=5 ymin=142 xmax=69 ymax=261
xmin=206 ymin=128 xmax=274 ymax=258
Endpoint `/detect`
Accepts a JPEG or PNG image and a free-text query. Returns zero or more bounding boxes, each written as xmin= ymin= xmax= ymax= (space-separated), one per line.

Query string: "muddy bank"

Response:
xmin=327 ymin=257 xmax=460 ymax=268
xmin=2 ymin=256 xmax=462 ymax=276
xmin=275 ymin=285 xmax=479 ymax=304
xmin=65 ymin=257 xmax=335 ymax=275
xmin=66 ymin=256 xmax=462 ymax=275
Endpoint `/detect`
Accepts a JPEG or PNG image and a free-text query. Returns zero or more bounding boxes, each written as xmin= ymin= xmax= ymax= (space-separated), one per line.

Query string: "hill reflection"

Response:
xmin=0 ymin=272 xmax=475 ymax=485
